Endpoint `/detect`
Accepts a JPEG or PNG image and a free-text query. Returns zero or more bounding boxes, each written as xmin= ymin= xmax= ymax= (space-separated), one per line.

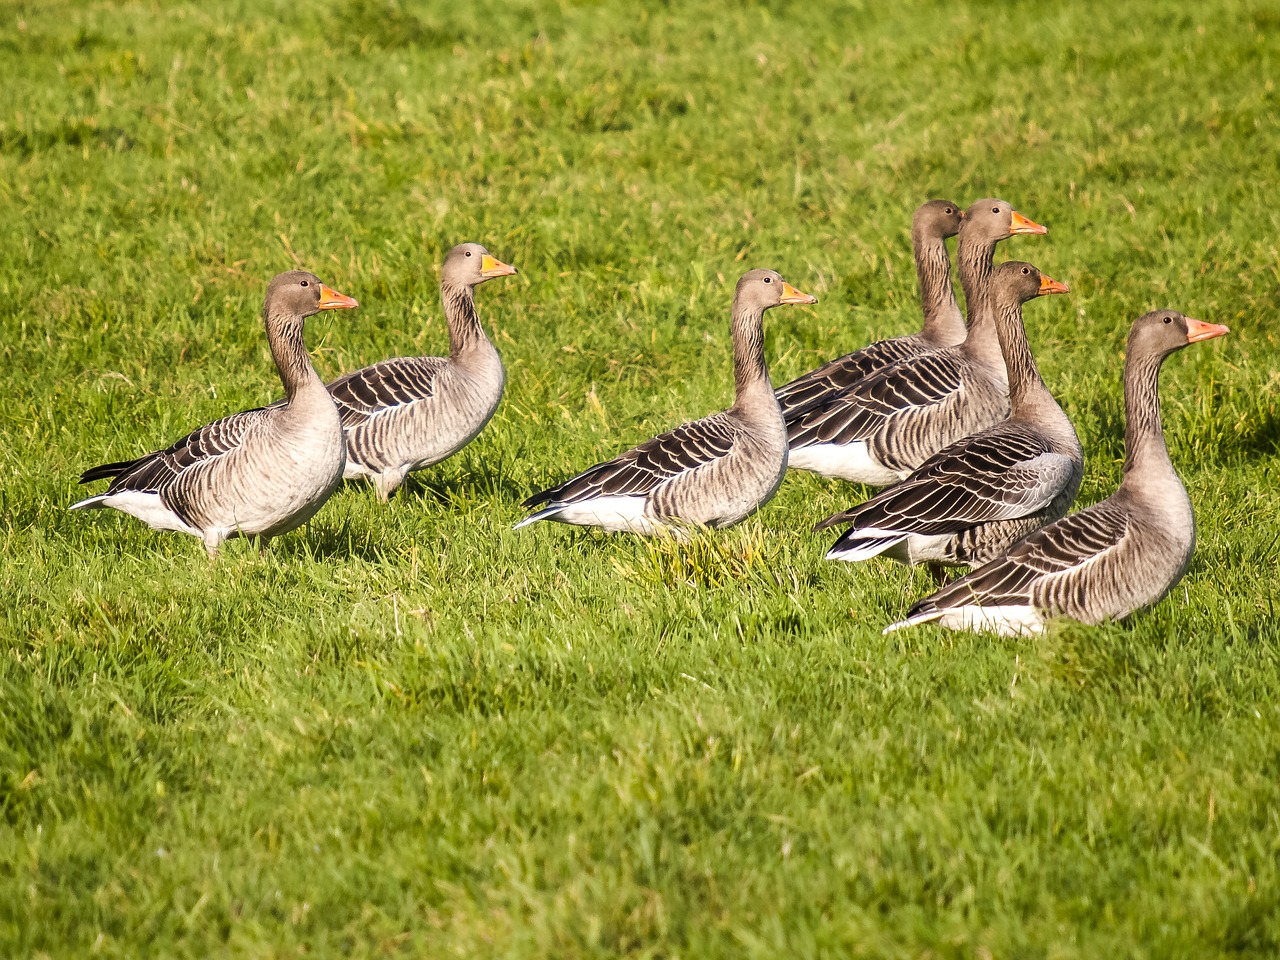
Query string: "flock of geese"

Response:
xmin=70 ymin=199 xmax=1229 ymax=637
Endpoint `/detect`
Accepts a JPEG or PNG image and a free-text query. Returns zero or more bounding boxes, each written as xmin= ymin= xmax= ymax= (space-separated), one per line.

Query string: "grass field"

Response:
xmin=2 ymin=0 xmax=1279 ymax=955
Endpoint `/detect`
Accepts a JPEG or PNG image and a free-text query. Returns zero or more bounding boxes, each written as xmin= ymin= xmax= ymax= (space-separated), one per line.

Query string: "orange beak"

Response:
xmin=1184 ymin=318 xmax=1230 ymax=343
xmin=1009 ymin=210 xmax=1048 ymax=235
xmin=1038 ymin=274 xmax=1070 ymax=296
xmin=480 ymin=253 xmax=519 ymax=279
xmin=317 ymin=284 xmax=359 ymax=310
xmin=779 ymin=281 xmax=818 ymax=305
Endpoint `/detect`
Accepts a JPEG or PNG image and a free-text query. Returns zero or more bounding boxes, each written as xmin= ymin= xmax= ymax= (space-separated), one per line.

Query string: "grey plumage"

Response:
xmin=71 ymin=271 xmax=359 ymax=557
xmin=517 ymin=269 xmax=818 ymax=535
xmin=785 ymin=199 xmax=1048 ymax=485
xmin=822 ymin=262 xmax=1081 ymax=570
xmin=775 ymin=199 xmax=965 ymax=418
xmin=885 ymin=310 xmax=1230 ymax=636
xmin=332 ymin=242 xmax=517 ymax=500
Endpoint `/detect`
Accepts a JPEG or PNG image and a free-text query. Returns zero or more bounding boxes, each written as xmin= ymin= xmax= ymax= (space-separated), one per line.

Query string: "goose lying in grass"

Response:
xmin=785 ymin=199 xmax=1047 ymax=484
xmin=820 ymin=262 xmax=1080 ymax=577
xmin=884 ymin=309 xmax=1229 ymax=636
xmin=516 ymin=269 xmax=817 ymax=535
xmin=774 ymin=199 xmax=965 ymax=418
xmin=327 ymin=243 xmax=518 ymax=501
xmin=72 ymin=271 xmax=359 ymax=557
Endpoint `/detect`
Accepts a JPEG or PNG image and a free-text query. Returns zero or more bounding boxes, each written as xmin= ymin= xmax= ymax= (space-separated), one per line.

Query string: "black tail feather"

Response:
xmin=79 ymin=458 xmax=141 ymax=485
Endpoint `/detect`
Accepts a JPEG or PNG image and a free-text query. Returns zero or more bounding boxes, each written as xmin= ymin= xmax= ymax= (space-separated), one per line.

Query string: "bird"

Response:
xmin=322 ymin=243 xmax=518 ymax=501
xmin=883 ymin=309 xmax=1230 ymax=636
xmin=71 ymin=271 xmax=359 ymax=557
xmin=515 ymin=269 xmax=817 ymax=535
xmin=774 ymin=199 xmax=965 ymax=419
xmin=785 ymin=198 xmax=1047 ymax=485
xmin=820 ymin=262 xmax=1080 ymax=579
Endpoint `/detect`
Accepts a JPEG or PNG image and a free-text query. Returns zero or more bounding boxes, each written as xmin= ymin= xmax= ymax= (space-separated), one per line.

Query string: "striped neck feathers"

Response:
xmin=730 ymin=301 xmax=772 ymax=406
xmin=993 ymin=294 xmax=1052 ymax=416
xmin=956 ymin=233 xmax=1005 ymax=371
xmin=914 ymin=226 xmax=964 ymax=345
xmin=443 ymin=281 xmax=488 ymax=356
xmin=265 ymin=312 xmax=320 ymax=401
xmin=1122 ymin=349 xmax=1174 ymax=480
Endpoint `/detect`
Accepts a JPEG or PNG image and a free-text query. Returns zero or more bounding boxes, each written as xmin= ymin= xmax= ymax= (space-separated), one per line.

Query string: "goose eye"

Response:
xmin=1022 ymin=267 xmax=1030 ymax=274
xmin=1163 ymin=316 xmax=1173 ymax=324
xmin=945 ymin=207 xmax=953 ymax=214
xmin=763 ymin=277 xmax=772 ymax=283
xmin=465 ymin=251 xmax=473 ymax=257
xmin=300 ymin=280 xmax=309 ymax=287
xmin=992 ymin=206 xmax=1000 ymax=214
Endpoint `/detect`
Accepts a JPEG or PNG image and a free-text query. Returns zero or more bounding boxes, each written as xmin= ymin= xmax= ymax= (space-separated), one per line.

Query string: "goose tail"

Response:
xmin=825 ymin=530 xmax=904 ymax=563
xmin=882 ymin=603 xmax=944 ymax=635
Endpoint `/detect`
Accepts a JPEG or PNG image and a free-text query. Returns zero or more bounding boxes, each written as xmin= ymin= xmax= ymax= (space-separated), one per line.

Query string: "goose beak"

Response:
xmin=779 ymin=281 xmax=818 ymax=305
xmin=480 ymin=254 xmax=519 ymax=278
xmin=1038 ymin=274 xmax=1070 ymax=296
xmin=317 ymin=284 xmax=360 ymax=310
xmin=1009 ymin=210 xmax=1048 ymax=235
xmin=1184 ymin=318 xmax=1230 ymax=343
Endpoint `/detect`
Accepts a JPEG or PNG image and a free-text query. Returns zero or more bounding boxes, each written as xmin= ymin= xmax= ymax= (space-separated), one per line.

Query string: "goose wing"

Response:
xmin=775 ymin=336 xmax=925 ymax=418
xmin=327 ymin=356 xmax=448 ymax=429
xmin=818 ymin=427 xmax=1075 ymax=534
xmin=83 ymin=407 xmax=271 ymax=504
xmin=785 ymin=350 xmax=965 ymax=446
xmin=910 ymin=499 xmax=1132 ymax=614
xmin=524 ymin=412 xmax=739 ymax=508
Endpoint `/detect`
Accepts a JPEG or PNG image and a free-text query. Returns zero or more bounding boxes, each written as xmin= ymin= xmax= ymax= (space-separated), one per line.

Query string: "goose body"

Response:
xmin=775 ymin=200 xmax=965 ymax=418
xmin=822 ymin=263 xmax=1081 ymax=571
xmin=71 ymin=272 xmax=360 ymax=557
xmin=517 ymin=270 xmax=817 ymax=535
xmin=786 ymin=199 xmax=1047 ymax=484
xmin=331 ymin=243 xmax=517 ymax=501
xmin=884 ymin=311 xmax=1229 ymax=636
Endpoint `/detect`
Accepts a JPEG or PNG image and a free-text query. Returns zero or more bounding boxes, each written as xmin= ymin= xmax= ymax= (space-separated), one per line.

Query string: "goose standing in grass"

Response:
xmin=820 ymin=262 xmax=1079 ymax=578
xmin=785 ymin=199 xmax=1047 ymax=484
xmin=775 ymin=199 xmax=965 ymax=418
xmin=516 ymin=270 xmax=817 ymax=535
xmin=884 ymin=310 xmax=1229 ymax=637
xmin=72 ymin=271 xmax=360 ymax=557
xmin=327 ymin=243 xmax=518 ymax=501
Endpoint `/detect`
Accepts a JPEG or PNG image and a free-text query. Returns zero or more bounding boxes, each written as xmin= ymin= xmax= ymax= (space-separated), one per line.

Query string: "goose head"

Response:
xmin=443 ymin=242 xmax=519 ymax=288
xmin=734 ymin=269 xmax=818 ymax=313
xmin=992 ymin=261 xmax=1070 ymax=305
xmin=961 ymin=198 xmax=1048 ymax=245
xmin=913 ymin=199 xmax=965 ymax=240
xmin=264 ymin=271 xmax=359 ymax=321
xmin=1130 ymin=309 xmax=1230 ymax=357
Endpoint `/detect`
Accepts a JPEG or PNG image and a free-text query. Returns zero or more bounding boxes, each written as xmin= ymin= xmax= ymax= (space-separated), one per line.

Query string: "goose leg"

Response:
xmin=203 ymin=530 xmax=228 ymax=560
xmin=926 ymin=561 xmax=955 ymax=586
xmin=373 ymin=466 xmax=410 ymax=502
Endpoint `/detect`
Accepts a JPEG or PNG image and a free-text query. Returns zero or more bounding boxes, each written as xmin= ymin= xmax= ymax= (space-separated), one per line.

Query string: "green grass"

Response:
xmin=2 ymin=0 xmax=1279 ymax=955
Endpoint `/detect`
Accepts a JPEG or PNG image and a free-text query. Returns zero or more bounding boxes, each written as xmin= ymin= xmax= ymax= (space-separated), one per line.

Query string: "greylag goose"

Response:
xmin=327 ymin=242 xmax=517 ymax=501
xmin=774 ymin=199 xmax=965 ymax=418
xmin=515 ymin=270 xmax=817 ymax=535
xmin=884 ymin=310 xmax=1229 ymax=636
xmin=820 ymin=262 xmax=1079 ymax=575
xmin=71 ymin=271 xmax=358 ymax=557
xmin=785 ymin=199 xmax=1047 ymax=484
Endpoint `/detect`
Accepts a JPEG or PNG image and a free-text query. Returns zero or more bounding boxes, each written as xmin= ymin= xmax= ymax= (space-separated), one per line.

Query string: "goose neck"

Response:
xmin=266 ymin=313 xmax=321 ymax=401
xmin=444 ymin=281 xmax=486 ymax=356
xmin=914 ymin=227 xmax=963 ymax=344
xmin=1122 ymin=351 xmax=1172 ymax=479
xmin=956 ymin=234 xmax=1005 ymax=372
xmin=993 ymin=295 xmax=1049 ymax=415
xmin=730 ymin=302 xmax=772 ymax=406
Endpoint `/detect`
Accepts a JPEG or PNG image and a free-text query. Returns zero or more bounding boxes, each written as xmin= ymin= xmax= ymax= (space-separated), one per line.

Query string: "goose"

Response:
xmin=883 ymin=310 xmax=1229 ymax=637
xmin=515 ymin=269 xmax=817 ymax=535
xmin=785 ymin=198 xmax=1047 ymax=484
xmin=326 ymin=242 xmax=518 ymax=501
xmin=820 ymin=262 xmax=1080 ymax=577
xmin=774 ymin=199 xmax=965 ymax=418
xmin=71 ymin=271 xmax=359 ymax=557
